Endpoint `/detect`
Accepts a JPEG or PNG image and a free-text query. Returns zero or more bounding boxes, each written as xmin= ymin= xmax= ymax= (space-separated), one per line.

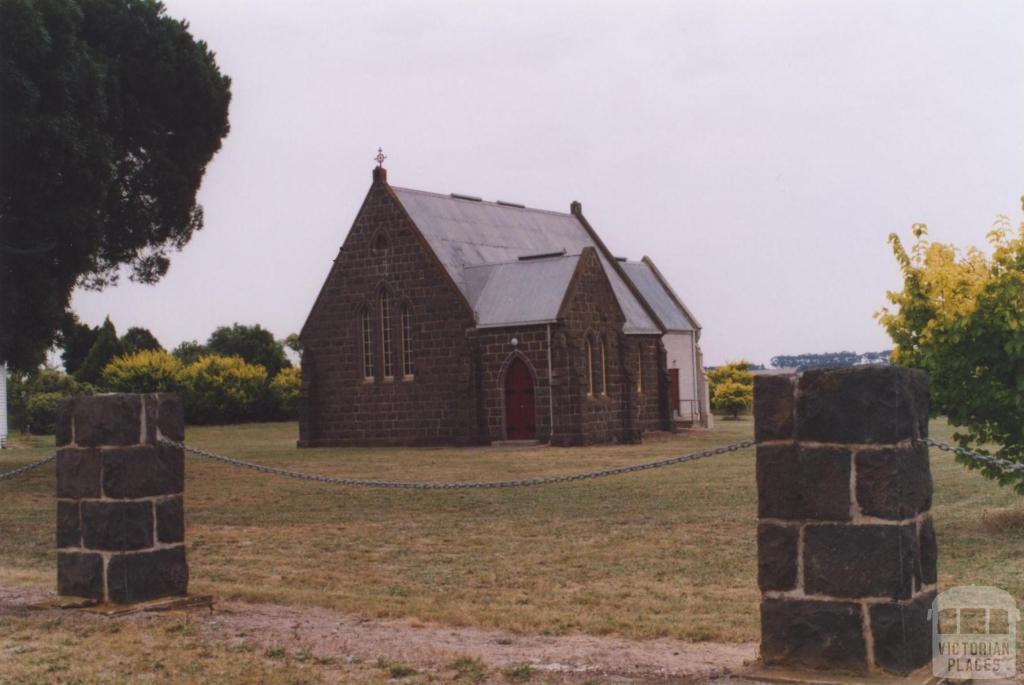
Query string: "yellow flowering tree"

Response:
xmin=176 ymin=355 xmax=268 ymax=424
xmin=878 ymin=198 xmax=1024 ymax=492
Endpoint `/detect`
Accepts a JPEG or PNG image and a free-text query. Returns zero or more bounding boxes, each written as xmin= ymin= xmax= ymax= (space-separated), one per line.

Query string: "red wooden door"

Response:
xmin=669 ymin=368 xmax=681 ymax=416
xmin=505 ymin=358 xmax=536 ymax=440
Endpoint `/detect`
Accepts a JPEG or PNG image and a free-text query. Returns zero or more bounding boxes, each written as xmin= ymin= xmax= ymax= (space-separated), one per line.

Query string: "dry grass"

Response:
xmin=1 ymin=417 xmax=1022 ymax=651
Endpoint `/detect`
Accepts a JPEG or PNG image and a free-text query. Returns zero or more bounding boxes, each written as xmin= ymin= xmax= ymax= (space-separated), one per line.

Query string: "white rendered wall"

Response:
xmin=664 ymin=332 xmax=699 ymax=421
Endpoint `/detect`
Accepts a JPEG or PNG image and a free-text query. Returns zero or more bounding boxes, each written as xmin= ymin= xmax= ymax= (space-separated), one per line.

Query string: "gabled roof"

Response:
xmin=464 ymin=255 xmax=580 ymax=328
xmin=391 ymin=186 xmax=661 ymax=334
xmin=619 ymin=257 xmax=702 ymax=333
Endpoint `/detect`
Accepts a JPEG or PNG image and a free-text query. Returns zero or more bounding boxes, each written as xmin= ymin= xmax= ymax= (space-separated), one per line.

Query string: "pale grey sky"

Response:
xmin=71 ymin=0 xmax=1024 ymax=367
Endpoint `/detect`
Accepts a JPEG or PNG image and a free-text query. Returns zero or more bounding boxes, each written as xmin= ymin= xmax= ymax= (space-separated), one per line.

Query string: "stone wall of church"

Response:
xmin=299 ymin=171 xmax=484 ymax=446
xmin=475 ymin=326 xmax=553 ymax=442
xmin=552 ymin=249 xmax=636 ymax=446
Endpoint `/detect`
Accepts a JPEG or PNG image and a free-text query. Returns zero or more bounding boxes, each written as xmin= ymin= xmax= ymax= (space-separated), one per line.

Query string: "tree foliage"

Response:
xmin=0 ymin=0 xmax=231 ymax=370
xmin=58 ymin=313 xmax=100 ymax=375
xmin=177 ymin=355 xmax=267 ymax=424
xmin=207 ymin=324 xmax=290 ymax=378
xmin=121 ymin=326 xmax=163 ymax=354
xmin=74 ymin=317 xmax=123 ymax=385
xmin=878 ymin=202 xmax=1024 ymax=492
xmin=172 ymin=340 xmax=207 ymax=365
xmin=707 ymin=361 xmax=754 ymax=419
xmin=102 ymin=349 xmax=181 ymax=392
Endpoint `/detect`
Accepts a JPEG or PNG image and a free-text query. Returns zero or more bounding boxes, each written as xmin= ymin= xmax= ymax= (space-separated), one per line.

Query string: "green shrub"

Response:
xmin=26 ymin=392 xmax=67 ymax=435
xmin=102 ymin=350 xmax=183 ymax=393
xmin=270 ymin=367 xmax=301 ymax=419
xmin=177 ymin=355 xmax=267 ymax=424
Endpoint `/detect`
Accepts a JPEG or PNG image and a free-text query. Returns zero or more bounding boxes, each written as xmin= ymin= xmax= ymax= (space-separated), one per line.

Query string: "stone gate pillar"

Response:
xmin=56 ymin=394 xmax=188 ymax=604
xmin=753 ymin=367 xmax=936 ymax=677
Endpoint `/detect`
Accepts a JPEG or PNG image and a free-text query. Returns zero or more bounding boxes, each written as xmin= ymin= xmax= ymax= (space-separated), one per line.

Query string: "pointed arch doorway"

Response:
xmin=504 ymin=357 xmax=536 ymax=440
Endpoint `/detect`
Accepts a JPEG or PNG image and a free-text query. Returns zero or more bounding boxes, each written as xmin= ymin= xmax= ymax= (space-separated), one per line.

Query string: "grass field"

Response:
xmin=1 ymin=418 xmax=1022 ymax=682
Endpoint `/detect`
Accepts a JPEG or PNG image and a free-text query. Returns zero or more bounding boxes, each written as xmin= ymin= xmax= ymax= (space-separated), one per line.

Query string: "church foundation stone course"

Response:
xmin=753 ymin=366 xmax=936 ymax=677
xmin=55 ymin=393 xmax=188 ymax=604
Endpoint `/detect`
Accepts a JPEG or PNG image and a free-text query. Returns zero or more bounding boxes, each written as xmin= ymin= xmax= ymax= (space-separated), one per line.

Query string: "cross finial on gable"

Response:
xmin=374 ymin=147 xmax=387 ymax=168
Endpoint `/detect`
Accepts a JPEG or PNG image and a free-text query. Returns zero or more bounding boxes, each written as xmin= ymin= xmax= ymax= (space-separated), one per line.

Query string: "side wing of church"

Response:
xmin=298 ymin=166 xmax=704 ymax=447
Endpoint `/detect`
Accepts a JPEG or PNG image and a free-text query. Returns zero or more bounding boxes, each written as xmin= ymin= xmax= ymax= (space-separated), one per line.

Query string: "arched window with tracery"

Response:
xmin=599 ymin=338 xmax=608 ymax=395
xmin=401 ymin=304 xmax=414 ymax=377
xmin=380 ymin=290 xmax=394 ymax=378
xmin=361 ymin=308 xmax=374 ymax=380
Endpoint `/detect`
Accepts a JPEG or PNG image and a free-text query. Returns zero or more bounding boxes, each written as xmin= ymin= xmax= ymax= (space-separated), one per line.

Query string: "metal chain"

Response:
xmin=923 ymin=437 xmax=1024 ymax=475
xmin=0 ymin=454 xmax=56 ymax=483
xmin=161 ymin=438 xmax=755 ymax=490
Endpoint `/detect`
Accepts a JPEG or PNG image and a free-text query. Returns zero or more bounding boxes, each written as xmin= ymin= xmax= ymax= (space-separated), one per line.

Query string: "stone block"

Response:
xmin=804 ymin=524 xmax=915 ymax=599
xmin=757 ymin=444 xmax=851 ymax=521
xmin=869 ymin=591 xmax=936 ymax=675
xmin=81 ymin=501 xmax=153 ymax=551
xmin=760 ymin=598 xmax=867 ymax=671
xmin=73 ymin=395 xmax=142 ymax=447
xmin=101 ymin=444 xmax=183 ymax=499
xmin=55 ymin=398 xmax=75 ymax=446
xmin=754 ymin=375 xmax=795 ymax=441
xmin=142 ymin=393 xmax=185 ymax=443
xmin=757 ymin=523 xmax=798 ymax=591
xmin=106 ymin=547 xmax=188 ymax=603
xmin=917 ymin=516 xmax=937 ymax=586
xmin=57 ymin=552 xmax=103 ymax=600
xmin=156 ymin=496 xmax=185 ymax=543
xmin=56 ymin=448 xmax=101 ymax=498
xmin=796 ymin=367 xmax=929 ymax=444
xmin=855 ymin=445 xmax=932 ymax=519
xmin=56 ymin=501 xmax=81 ymax=548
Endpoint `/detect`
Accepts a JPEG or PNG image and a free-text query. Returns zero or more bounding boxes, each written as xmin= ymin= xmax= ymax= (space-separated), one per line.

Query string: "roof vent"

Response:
xmin=615 ymin=256 xmax=628 ymax=262
xmin=518 ymin=249 xmax=567 ymax=261
xmin=450 ymin=193 xmax=482 ymax=202
xmin=496 ymin=200 xmax=525 ymax=208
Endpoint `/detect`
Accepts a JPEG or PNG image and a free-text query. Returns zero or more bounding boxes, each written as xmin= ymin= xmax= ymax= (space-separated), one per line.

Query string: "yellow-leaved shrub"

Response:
xmin=102 ymin=350 xmax=183 ymax=393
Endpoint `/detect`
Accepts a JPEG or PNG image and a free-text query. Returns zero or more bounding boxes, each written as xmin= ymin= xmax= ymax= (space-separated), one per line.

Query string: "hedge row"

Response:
xmin=13 ymin=351 xmax=301 ymax=434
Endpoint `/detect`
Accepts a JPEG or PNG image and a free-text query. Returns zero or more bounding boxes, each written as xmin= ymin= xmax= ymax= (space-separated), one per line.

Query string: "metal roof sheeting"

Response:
xmin=620 ymin=261 xmax=696 ymax=332
xmin=465 ymin=256 xmax=579 ymax=327
xmin=392 ymin=187 xmax=660 ymax=334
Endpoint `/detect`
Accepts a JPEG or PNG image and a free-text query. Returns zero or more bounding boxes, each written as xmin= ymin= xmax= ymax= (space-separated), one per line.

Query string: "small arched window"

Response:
xmin=401 ymin=304 xmax=414 ymax=378
xmin=585 ymin=338 xmax=594 ymax=396
xmin=372 ymin=233 xmax=389 ymax=253
xmin=361 ymin=308 xmax=374 ymax=380
xmin=599 ymin=338 xmax=608 ymax=396
xmin=380 ymin=290 xmax=394 ymax=378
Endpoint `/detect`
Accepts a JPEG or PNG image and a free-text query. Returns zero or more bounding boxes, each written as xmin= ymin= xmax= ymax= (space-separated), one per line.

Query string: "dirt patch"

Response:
xmin=1 ymin=586 xmax=756 ymax=683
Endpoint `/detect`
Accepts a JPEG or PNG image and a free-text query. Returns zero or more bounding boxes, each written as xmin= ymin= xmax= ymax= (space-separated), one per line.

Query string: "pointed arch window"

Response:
xmin=636 ymin=346 xmax=644 ymax=393
xmin=585 ymin=338 xmax=594 ymax=396
xmin=361 ymin=308 xmax=374 ymax=380
xmin=380 ymin=290 xmax=394 ymax=378
xmin=401 ymin=304 xmax=414 ymax=378
xmin=599 ymin=338 xmax=608 ymax=396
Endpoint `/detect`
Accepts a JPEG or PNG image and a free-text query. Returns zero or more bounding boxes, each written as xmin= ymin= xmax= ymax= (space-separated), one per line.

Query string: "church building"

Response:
xmin=298 ymin=164 xmax=709 ymax=447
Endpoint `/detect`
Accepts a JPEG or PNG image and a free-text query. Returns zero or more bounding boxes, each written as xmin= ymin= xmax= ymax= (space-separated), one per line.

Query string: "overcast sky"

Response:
xmin=71 ymin=0 xmax=1024 ymax=367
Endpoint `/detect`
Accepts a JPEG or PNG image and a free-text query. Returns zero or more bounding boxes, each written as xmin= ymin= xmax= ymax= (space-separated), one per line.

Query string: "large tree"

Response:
xmin=878 ymin=200 xmax=1024 ymax=493
xmin=0 ymin=0 xmax=231 ymax=370
xmin=206 ymin=323 xmax=290 ymax=378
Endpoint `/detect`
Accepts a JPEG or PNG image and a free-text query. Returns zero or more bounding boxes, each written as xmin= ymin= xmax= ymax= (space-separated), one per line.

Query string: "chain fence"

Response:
xmin=1 ymin=438 xmax=1021 ymax=489
xmin=159 ymin=438 xmax=756 ymax=489
xmin=923 ymin=437 xmax=1024 ymax=476
xmin=0 ymin=454 xmax=56 ymax=483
